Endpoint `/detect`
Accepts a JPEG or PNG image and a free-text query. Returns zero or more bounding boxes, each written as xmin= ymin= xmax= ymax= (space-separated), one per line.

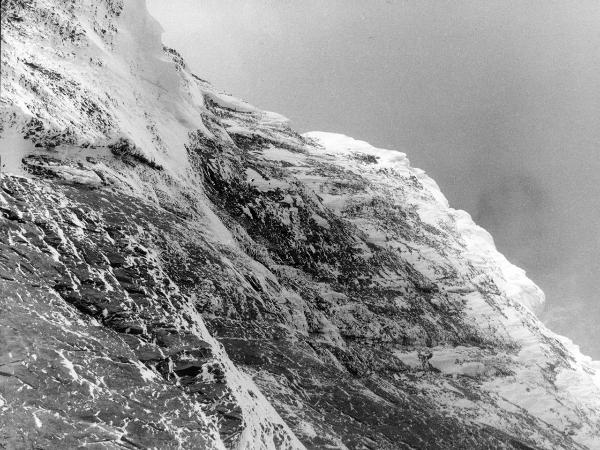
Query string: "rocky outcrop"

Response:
xmin=2 ymin=1 xmax=600 ymax=449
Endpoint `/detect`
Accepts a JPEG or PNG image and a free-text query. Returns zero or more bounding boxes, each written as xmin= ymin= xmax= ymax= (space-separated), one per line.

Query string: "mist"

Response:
xmin=147 ymin=0 xmax=600 ymax=357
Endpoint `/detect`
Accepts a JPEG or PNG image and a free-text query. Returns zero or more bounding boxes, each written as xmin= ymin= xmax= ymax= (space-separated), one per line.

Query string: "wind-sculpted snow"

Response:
xmin=2 ymin=0 xmax=600 ymax=449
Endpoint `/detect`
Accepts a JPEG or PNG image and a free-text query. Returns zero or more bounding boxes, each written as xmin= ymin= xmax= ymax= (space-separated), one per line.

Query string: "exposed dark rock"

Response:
xmin=1 ymin=0 xmax=599 ymax=449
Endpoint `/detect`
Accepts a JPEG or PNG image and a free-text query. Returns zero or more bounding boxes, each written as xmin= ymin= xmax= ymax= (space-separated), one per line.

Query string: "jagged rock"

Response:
xmin=1 ymin=0 xmax=600 ymax=449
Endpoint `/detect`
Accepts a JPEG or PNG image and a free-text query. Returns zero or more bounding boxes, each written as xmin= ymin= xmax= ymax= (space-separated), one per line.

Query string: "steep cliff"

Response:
xmin=2 ymin=1 xmax=600 ymax=449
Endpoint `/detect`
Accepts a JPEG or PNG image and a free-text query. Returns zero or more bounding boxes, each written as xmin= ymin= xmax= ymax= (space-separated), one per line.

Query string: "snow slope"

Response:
xmin=2 ymin=0 xmax=600 ymax=448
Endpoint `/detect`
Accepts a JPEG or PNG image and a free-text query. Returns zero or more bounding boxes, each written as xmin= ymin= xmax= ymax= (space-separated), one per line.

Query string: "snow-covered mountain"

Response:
xmin=2 ymin=1 xmax=600 ymax=448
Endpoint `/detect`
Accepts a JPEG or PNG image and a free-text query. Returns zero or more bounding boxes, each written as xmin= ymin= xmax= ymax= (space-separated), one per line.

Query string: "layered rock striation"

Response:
xmin=2 ymin=1 xmax=600 ymax=449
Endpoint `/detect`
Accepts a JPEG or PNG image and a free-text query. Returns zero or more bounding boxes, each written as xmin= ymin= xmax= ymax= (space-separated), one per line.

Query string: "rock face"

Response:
xmin=2 ymin=1 xmax=600 ymax=449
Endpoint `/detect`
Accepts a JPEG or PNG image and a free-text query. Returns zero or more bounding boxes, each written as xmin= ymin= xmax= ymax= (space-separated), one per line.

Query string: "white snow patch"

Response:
xmin=33 ymin=412 xmax=42 ymax=428
xmin=296 ymin=420 xmax=317 ymax=439
xmin=56 ymin=349 xmax=80 ymax=382
xmin=0 ymin=127 xmax=36 ymax=176
xmin=132 ymin=359 xmax=158 ymax=382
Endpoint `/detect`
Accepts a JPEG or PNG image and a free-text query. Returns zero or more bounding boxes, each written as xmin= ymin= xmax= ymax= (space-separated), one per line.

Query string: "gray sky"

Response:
xmin=147 ymin=0 xmax=600 ymax=357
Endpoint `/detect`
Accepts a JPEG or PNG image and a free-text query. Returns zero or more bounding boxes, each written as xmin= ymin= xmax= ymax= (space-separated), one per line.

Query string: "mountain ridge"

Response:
xmin=1 ymin=1 xmax=600 ymax=448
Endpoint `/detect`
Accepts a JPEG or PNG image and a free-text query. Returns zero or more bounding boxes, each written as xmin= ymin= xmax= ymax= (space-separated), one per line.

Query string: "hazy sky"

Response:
xmin=147 ymin=0 xmax=600 ymax=357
